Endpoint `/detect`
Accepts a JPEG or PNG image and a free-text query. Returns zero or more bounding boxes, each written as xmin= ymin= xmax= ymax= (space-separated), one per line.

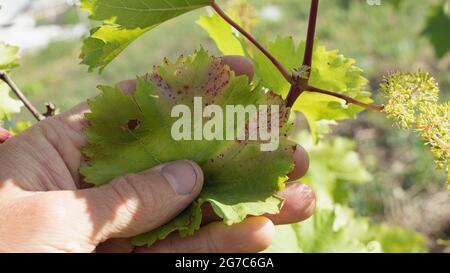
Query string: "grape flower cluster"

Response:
xmin=380 ymin=71 xmax=450 ymax=186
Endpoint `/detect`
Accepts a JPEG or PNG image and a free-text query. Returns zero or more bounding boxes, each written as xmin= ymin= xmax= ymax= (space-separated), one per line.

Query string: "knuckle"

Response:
xmin=111 ymin=175 xmax=140 ymax=205
xmin=109 ymin=174 xmax=159 ymax=215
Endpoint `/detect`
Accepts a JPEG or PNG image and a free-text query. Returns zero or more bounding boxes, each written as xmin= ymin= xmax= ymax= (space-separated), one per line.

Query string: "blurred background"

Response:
xmin=1 ymin=0 xmax=449 ymax=252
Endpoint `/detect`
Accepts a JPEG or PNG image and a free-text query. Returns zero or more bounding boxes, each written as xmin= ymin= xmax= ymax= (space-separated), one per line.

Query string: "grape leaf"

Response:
xmin=81 ymin=0 xmax=211 ymax=29
xmin=81 ymin=49 xmax=295 ymax=246
xmin=0 ymin=42 xmax=20 ymax=72
xmin=0 ymin=83 xmax=23 ymax=120
xmin=422 ymin=2 xmax=450 ymax=58
xmin=197 ymin=13 xmax=245 ymax=56
xmin=251 ymin=36 xmax=372 ymax=141
xmin=196 ymin=20 xmax=372 ymax=140
xmin=252 ymin=36 xmax=303 ymax=97
xmin=80 ymin=25 xmax=152 ymax=72
xmin=0 ymin=42 xmax=22 ymax=119
xmin=80 ymin=0 xmax=211 ymax=72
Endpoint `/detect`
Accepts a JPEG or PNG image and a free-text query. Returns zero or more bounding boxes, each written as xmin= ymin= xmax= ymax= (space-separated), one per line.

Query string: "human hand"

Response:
xmin=0 ymin=56 xmax=315 ymax=253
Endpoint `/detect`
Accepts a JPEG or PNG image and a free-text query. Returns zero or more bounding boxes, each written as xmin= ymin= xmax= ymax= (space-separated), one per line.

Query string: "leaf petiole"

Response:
xmin=210 ymin=2 xmax=293 ymax=84
xmin=0 ymin=72 xmax=45 ymax=121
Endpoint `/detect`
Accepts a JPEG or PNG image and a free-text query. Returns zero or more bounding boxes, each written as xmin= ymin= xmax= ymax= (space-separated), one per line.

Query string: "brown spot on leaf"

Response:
xmin=127 ymin=119 xmax=141 ymax=131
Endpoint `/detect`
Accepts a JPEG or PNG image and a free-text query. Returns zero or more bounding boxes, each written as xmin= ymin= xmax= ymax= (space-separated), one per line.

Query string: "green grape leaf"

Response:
xmin=0 ymin=42 xmax=22 ymax=119
xmin=0 ymin=83 xmax=23 ymax=120
xmin=0 ymin=42 xmax=20 ymax=72
xmin=294 ymin=92 xmax=372 ymax=143
xmin=80 ymin=0 xmax=211 ymax=72
xmin=134 ymin=201 xmax=202 ymax=246
xmin=80 ymin=25 xmax=152 ymax=72
xmin=196 ymin=28 xmax=372 ymax=140
xmin=422 ymin=2 xmax=450 ymax=58
xmin=197 ymin=13 xmax=245 ymax=56
xmin=81 ymin=0 xmax=211 ymax=29
xmin=81 ymin=49 xmax=295 ymax=246
xmin=198 ymin=25 xmax=372 ymax=139
xmin=252 ymin=36 xmax=372 ymax=141
xmin=253 ymin=36 xmax=304 ymax=97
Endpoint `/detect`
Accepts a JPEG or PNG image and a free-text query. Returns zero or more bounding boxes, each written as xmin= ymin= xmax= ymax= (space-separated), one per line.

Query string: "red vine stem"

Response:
xmin=284 ymin=0 xmax=383 ymax=111
xmin=306 ymin=85 xmax=385 ymax=111
xmin=210 ymin=2 xmax=293 ymax=84
xmin=0 ymin=72 xmax=44 ymax=121
xmin=302 ymin=0 xmax=319 ymax=69
xmin=286 ymin=0 xmax=319 ymax=108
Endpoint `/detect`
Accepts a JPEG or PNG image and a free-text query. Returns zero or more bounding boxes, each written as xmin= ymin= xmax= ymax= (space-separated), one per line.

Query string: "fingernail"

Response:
xmin=162 ymin=160 xmax=199 ymax=195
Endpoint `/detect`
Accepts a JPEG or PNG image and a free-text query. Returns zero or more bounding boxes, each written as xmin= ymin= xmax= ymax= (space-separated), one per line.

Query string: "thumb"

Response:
xmin=63 ymin=160 xmax=203 ymax=245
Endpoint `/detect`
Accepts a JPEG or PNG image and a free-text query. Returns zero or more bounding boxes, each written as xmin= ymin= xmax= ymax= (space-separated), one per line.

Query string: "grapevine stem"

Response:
xmin=417 ymin=124 xmax=450 ymax=153
xmin=302 ymin=0 xmax=319 ymax=69
xmin=434 ymin=135 xmax=450 ymax=153
xmin=211 ymin=0 xmax=384 ymax=113
xmin=210 ymin=2 xmax=294 ymax=84
xmin=0 ymin=72 xmax=44 ymax=121
xmin=286 ymin=0 xmax=320 ymax=107
xmin=306 ymin=85 xmax=385 ymax=111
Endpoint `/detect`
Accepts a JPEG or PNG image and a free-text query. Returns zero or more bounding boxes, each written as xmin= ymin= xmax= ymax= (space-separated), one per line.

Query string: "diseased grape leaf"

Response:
xmin=80 ymin=0 xmax=211 ymax=72
xmin=422 ymin=2 xmax=450 ymax=58
xmin=134 ymin=201 xmax=203 ymax=246
xmin=81 ymin=49 xmax=295 ymax=246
